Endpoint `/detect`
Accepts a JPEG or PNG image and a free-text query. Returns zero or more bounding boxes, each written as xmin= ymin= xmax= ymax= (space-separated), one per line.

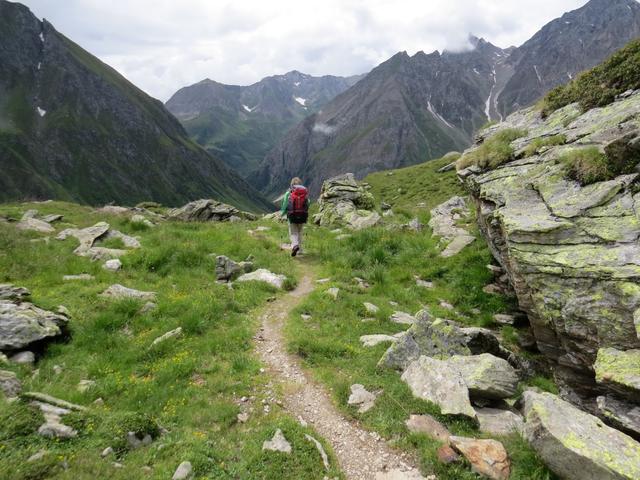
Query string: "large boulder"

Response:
xmin=378 ymin=312 xmax=501 ymax=370
xmin=460 ymin=91 xmax=640 ymax=413
xmin=448 ymin=354 xmax=519 ymax=400
xmin=0 ymin=289 xmax=69 ymax=351
xmin=522 ymin=390 xmax=640 ymax=480
xmin=168 ymin=199 xmax=256 ymax=222
xmin=594 ymin=348 xmax=640 ymax=401
xmin=314 ymin=174 xmax=381 ymax=230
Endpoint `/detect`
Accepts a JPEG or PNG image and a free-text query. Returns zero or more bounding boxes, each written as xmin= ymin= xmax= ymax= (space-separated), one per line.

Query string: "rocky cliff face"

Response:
xmin=165 ymin=71 xmax=362 ymax=178
xmin=459 ymin=90 xmax=640 ymax=428
xmin=255 ymin=0 xmax=640 ymax=199
xmin=0 ymin=1 xmax=272 ymax=211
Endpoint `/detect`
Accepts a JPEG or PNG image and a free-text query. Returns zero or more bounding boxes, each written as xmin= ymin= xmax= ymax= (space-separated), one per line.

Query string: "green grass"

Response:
xmin=0 ymin=201 xmax=341 ymax=480
xmin=542 ymin=38 xmax=640 ymax=116
xmin=558 ymin=147 xmax=638 ymax=185
xmin=456 ymin=129 xmax=527 ymax=171
xmin=285 ymin=190 xmax=555 ymax=479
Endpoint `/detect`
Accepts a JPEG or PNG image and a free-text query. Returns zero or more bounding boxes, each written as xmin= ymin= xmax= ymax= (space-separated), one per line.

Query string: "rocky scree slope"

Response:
xmin=0 ymin=0 xmax=272 ymax=212
xmin=458 ymin=88 xmax=640 ymax=436
xmin=166 ymin=71 xmax=362 ymax=178
xmin=256 ymin=0 xmax=640 ymax=198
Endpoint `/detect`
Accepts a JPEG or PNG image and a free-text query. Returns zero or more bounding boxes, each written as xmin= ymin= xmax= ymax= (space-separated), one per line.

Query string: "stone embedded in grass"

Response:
xmin=236 ymin=269 xmax=286 ymax=289
xmin=10 ymin=351 xmax=35 ymax=365
xmin=326 ymin=287 xmax=340 ymax=299
xmin=262 ymin=429 xmax=292 ymax=453
xmin=390 ymin=311 xmax=416 ymax=325
xmin=100 ymin=284 xmax=156 ymax=301
xmin=493 ymin=314 xmax=515 ymax=325
xmin=449 ymin=354 xmax=519 ymax=400
xmin=439 ymin=301 xmax=454 ymax=310
xmin=347 ymin=384 xmax=378 ymax=413
xmin=363 ymin=302 xmax=379 ymax=315
xmin=401 ymin=356 xmax=476 ymax=420
xmin=172 ymin=461 xmax=193 ymax=480
xmin=449 ymin=436 xmax=510 ymax=480
xmin=360 ymin=334 xmax=398 ymax=347
xmin=215 ymin=255 xmax=253 ymax=282
xmin=522 ymin=390 xmax=640 ymax=480
xmin=237 ymin=412 xmax=249 ymax=423
xmin=475 ymin=407 xmax=524 ymax=436
xmin=405 ymin=414 xmax=450 ymax=442
xmin=304 ymin=434 xmax=330 ymax=471
xmin=103 ymin=259 xmax=122 ymax=272
xmin=415 ymin=278 xmax=434 ymax=288
xmin=27 ymin=450 xmax=48 ymax=463
xmin=38 ymin=421 xmax=77 ymax=439
xmin=130 ymin=214 xmax=154 ymax=227
xmin=101 ymin=447 xmax=114 ymax=458
xmin=151 ymin=327 xmax=183 ymax=347
xmin=63 ymin=274 xmax=95 ymax=281
xmin=139 ymin=302 xmax=157 ymax=314
xmin=127 ymin=431 xmax=153 ymax=450
xmin=16 ymin=210 xmax=55 ymax=233
xmin=77 ymin=379 xmax=96 ymax=393
xmin=0 ymin=369 xmax=21 ymax=398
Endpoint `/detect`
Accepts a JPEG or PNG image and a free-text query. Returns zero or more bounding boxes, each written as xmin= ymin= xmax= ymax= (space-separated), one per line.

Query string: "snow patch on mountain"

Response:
xmin=37 ymin=107 xmax=46 ymax=117
xmin=313 ymin=123 xmax=336 ymax=135
xmin=294 ymin=97 xmax=307 ymax=106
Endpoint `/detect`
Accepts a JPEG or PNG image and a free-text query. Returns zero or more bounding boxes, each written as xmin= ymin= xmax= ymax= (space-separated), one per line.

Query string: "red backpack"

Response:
xmin=287 ymin=185 xmax=309 ymax=223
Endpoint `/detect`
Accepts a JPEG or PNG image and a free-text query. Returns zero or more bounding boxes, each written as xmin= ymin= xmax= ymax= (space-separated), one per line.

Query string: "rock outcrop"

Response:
xmin=459 ymin=91 xmax=640 ymax=417
xmin=56 ymin=222 xmax=140 ymax=260
xmin=167 ymin=199 xmax=257 ymax=222
xmin=428 ymin=196 xmax=475 ymax=257
xmin=314 ymin=174 xmax=381 ymax=230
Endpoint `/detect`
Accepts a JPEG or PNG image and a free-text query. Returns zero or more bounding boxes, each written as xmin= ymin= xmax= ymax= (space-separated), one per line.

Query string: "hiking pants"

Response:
xmin=289 ymin=222 xmax=304 ymax=252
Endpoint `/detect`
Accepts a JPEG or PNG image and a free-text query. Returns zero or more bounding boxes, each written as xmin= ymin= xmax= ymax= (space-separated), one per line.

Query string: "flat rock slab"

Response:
xmin=449 ymin=353 xmax=519 ymax=400
xmin=522 ymin=390 xmax=640 ymax=480
xmin=17 ymin=216 xmax=55 ymax=233
xmin=237 ymin=269 xmax=286 ymax=289
xmin=172 ymin=461 xmax=193 ymax=480
xmin=63 ymin=274 xmax=94 ymax=281
xmin=151 ymin=327 xmax=183 ymax=347
xmin=449 ymin=436 xmax=510 ymax=480
xmin=390 ymin=311 xmax=416 ymax=325
xmin=405 ymin=414 xmax=450 ymax=442
xmin=401 ymin=356 xmax=476 ymax=419
xmin=262 ymin=429 xmax=292 ymax=453
xmin=441 ymin=235 xmax=475 ymax=257
xmin=100 ymin=284 xmax=156 ymax=301
xmin=475 ymin=407 xmax=524 ymax=436
xmin=348 ymin=384 xmax=378 ymax=413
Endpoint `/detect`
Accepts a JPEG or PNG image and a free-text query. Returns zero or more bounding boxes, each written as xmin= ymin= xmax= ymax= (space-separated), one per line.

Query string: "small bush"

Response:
xmin=542 ymin=38 xmax=640 ymax=116
xmin=522 ymin=135 xmax=566 ymax=157
xmin=456 ymin=128 xmax=527 ymax=170
xmin=99 ymin=411 xmax=160 ymax=454
xmin=561 ymin=148 xmax=614 ymax=185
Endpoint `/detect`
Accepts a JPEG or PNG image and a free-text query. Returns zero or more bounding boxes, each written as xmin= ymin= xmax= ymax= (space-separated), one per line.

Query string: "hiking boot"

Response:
xmin=291 ymin=245 xmax=300 ymax=257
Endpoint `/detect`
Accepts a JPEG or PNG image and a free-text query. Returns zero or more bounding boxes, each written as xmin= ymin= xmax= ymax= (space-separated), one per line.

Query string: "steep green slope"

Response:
xmin=0 ymin=1 xmax=272 ymax=212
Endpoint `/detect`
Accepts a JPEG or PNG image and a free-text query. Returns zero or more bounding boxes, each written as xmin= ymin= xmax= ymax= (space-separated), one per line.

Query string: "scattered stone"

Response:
xmin=0 ymin=284 xmax=30 ymax=301
xmin=100 ymin=284 xmax=156 ymax=301
xmin=215 ymin=255 xmax=253 ymax=282
xmin=326 ymin=288 xmax=340 ymax=299
xmin=22 ymin=391 xmax=88 ymax=411
xmin=354 ymin=277 xmax=370 ymax=289
xmin=439 ymin=301 xmax=454 ymax=310
xmin=314 ymin=174 xmax=381 ymax=230
xmin=360 ymin=334 xmax=398 ymax=347
xmin=363 ymin=302 xmax=379 ymax=315
xmin=401 ymin=356 xmax=476 ymax=419
xmin=405 ymin=414 xmax=450 ymax=442
xmin=10 ymin=351 xmax=35 ymax=365
xmin=301 ymin=314 xmax=312 ymax=321
xmin=0 ymin=353 xmax=8 ymax=365
xmin=41 ymin=214 xmax=63 ymax=223
xmin=168 ymin=199 xmax=255 ymax=222
xmin=449 ymin=436 xmax=510 ymax=480
xmin=172 ymin=461 xmax=193 ymax=480
xmin=522 ymin=390 xmax=640 ymax=480
xmin=98 ymin=205 xmax=130 ymax=215
xmin=482 ymin=284 xmax=503 ymax=295
xmin=16 ymin=211 xmax=55 ymax=233
xmin=449 ymin=354 xmax=519 ymax=400
xmin=405 ymin=218 xmax=423 ymax=232
xmin=437 ymin=444 xmax=460 ymax=464
xmin=493 ymin=314 xmax=515 ymax=325
xmin=414 ymin=278 xmax=434 ymax=288
xmin=390 ymin=311 xmax=416 ymax=325
xmin=56 ymin=222 xmax=129 ymax=260
xmin=596 ymin=395 xmax=640 ymax=438
xmin=27 ymin=450 xmax=48 ymax=462
xmin=347 ymin=384 xmax=378 ymax=413
xmin=38 ymin=421 xmax=77 ymax=439
xmin=77 ymin=379 xmax=96 ymax=393
xmin=475 ymin=407 xmax=524 ymax=436
xmin=103 ymin=259 xmax=122 ymax=272
xmin=140 ymin=302 xmax=157 ymax=314
xmin=131 ymin=214 xmax=154 ymax=228
xmin=151 ymin=327 xmax=183 ymax=347
xmin=316 ymin=278 xmax=331 ymax=284
xmin=237 ymin=412 xmax=249 ymax=423
xmin=237 ymin=269 xmax=286 ymax=289
xmin=262 ymin=429 xmax=292 ymax=453
xmin=305 ymin=434 xmax=330 ymax=470
xmin=94 ymin=398 xmax=104 ymax=406
xmin=335 ymin=234 xmax=352 ymax=240
xmin=63 ymin=274 xmax=95 ymax=281
xmin=0 ymin=370 xmax=21 ymax=398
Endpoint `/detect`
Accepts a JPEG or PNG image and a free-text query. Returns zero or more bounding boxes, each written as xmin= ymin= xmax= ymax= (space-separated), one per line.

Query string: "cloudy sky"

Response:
xmin=22 ymin=0 xmax=590 ymax=101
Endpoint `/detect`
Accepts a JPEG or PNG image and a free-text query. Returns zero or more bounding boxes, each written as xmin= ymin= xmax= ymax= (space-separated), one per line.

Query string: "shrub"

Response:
xmin=523 ymin=134 xmax=566 ymax=157
xmin=456 ymin=128 xmax=527 ymax=170
xmin=542 ymin=38 xmax=640 ymax=116
xmin=561 ymin=148 xmax=611 ymax=185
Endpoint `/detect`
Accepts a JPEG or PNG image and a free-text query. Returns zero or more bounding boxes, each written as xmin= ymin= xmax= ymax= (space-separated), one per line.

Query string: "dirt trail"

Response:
xmin=254 ymin=261 xmax=425 ymax=480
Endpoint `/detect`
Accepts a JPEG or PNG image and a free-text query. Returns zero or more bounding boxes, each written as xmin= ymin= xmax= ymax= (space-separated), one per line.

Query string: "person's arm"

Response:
xmin=280 ymin=191 xmax=290 ymax=216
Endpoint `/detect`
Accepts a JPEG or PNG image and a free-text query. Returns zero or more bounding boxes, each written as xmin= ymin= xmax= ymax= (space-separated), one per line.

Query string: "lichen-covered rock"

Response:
xmin=475 ymin=407 xmax=524 ymax=436
xmin=378 ymin=312 xmax=501 ymax=370
xmin=168 ymin=199 xmax=256 ymax=222
xmin=347 ymin=384 xmax=378 ymax=413
xmin=56 ymin=222 xmax=139 ymax=260
xmin=262 ymin=429 xmax=292 ymax=453
xmin=236 ymin=269 xmax=286 ymax=289
xmin=460 ymin=92 xmax=640 ymax=413
xmin=522 ymin=390 xmax=640 ymax=480
xmin=596 ymin=395 xmax=640 ymax=439
xmin=594 ymin=348 xmax=640 ymax=401
xmin=215 ymin=255 xmax=253 ymax=282
xmin=401 ymin=356 xmax=476 ymax=420
xmin=429 ymin=196 xmax=475 ymax=257
xmin=314 ymin=174 xmax=381 ymax=230
xmin=449 ymin=354 xmax=519 ymax=400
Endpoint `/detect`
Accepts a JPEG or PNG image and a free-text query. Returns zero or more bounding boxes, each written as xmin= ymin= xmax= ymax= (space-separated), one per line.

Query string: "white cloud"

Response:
xmin=22 ymin=0 xmax=592 ymax=101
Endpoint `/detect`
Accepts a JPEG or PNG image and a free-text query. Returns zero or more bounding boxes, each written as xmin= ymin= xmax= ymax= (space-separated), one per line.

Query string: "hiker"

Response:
xmin=280 ymin=177 xmax=309 ymax=257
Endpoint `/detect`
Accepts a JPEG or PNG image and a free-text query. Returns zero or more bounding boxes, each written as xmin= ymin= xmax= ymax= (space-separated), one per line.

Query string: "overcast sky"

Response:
xmin=21 ymin=0 xmax=591 ymax=101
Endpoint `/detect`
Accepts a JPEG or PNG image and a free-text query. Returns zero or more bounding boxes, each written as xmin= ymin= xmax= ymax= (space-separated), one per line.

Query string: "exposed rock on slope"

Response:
xmin=0 ymin=0 xmax=271 ymax=212
xmin=167 ymin=199 xmax=257 ymax=222
xmin=314 ymin=174 xmax=381 ymax=230
xmin=459 ymin=90 xmax=640 ymax=417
